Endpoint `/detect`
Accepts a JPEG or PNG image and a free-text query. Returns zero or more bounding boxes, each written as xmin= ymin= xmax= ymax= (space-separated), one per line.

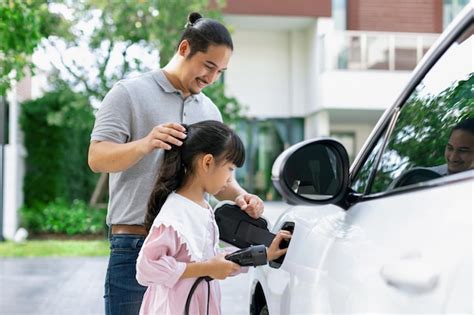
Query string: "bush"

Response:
xmin=20 ymin=199 xmax=106 ymax=236
xmin=20 ymin=83 xmax=98 ymax=206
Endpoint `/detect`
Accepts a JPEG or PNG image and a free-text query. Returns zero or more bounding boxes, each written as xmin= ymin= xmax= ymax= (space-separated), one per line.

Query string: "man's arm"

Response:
xmin=214 ymin=177 xmax=264 ymax=218
xmin=88 ymin=140 xmax=147 ymax=173
xmin=214 ymin=177 xmax=246 ymax=201
xmin=88 ymin=123 xmax=187 ymax=173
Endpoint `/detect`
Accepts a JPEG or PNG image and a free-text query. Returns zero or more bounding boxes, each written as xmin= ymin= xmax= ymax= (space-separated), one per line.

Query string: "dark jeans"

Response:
xmin=104 ymin=234 xmax=147 ymax=315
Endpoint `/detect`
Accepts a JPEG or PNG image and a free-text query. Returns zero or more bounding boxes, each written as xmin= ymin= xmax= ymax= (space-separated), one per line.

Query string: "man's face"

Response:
xmin=180 ymin=43 xmax=232 ymax=95
xmin=444 ymin=129 xmax=474 ymax=174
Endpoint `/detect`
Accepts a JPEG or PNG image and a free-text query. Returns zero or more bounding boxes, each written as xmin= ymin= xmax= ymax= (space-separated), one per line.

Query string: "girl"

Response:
xmin=136 ymin=120 xmax=290 ymax=314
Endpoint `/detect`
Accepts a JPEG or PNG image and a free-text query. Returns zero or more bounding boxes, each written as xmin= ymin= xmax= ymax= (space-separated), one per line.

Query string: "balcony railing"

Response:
xmin=321 ymin=31 xmax=439 ymax=72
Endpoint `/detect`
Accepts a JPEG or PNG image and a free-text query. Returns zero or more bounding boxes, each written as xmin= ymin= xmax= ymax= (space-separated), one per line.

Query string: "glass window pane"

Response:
xmin=370 ymin=29 xmax=473 ymax=194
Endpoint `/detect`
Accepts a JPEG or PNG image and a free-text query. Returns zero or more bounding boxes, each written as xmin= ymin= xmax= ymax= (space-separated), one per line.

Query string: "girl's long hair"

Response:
xmin=144 ymin=120 xmax=245 ymax=232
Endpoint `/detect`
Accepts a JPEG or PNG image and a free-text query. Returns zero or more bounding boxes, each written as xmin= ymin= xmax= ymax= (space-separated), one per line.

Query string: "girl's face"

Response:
xmin=204 ymin=159 xmax=236 ymax=195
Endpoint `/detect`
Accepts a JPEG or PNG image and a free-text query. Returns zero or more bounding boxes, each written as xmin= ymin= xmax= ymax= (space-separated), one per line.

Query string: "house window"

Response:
xmin=332 ymin=0 xmax=347 ymax=30
xmin=443 ymin=0 xmax=469 ymax=29
xmin=235 ymin=118 xmax=304 ymax=201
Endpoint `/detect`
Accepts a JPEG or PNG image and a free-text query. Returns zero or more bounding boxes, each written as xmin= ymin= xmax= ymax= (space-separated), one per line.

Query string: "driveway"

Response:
xmin=0 ymin=257 xmax=254 ymax=315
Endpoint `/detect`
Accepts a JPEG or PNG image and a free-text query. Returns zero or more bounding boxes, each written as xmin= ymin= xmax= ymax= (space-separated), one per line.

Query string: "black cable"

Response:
xmin=184 ymin=246 xmax=269 ymax=315
xmin=206 ymin=278 xmax=210 ymax=315
xmin=184 ymin=276 xmax=213 ymax=315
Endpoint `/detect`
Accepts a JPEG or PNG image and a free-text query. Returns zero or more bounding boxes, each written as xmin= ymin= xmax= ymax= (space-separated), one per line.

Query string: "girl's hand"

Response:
xmin=267 ymin=230 xmax=292 ymax=261
xmin=206 ymin=253 xmax=240 ymax=280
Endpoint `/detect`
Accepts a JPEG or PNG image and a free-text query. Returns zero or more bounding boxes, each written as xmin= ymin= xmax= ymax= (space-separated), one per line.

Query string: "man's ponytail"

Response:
xmin=144 ymin=146 xmax=186 ymax=232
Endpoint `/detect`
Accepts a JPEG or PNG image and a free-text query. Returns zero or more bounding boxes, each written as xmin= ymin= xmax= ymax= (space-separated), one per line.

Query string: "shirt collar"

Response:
xmin=154 ymin=192 xmax=213 ymax=261
xmin=152 ymin=69 xmax=200 ymax=101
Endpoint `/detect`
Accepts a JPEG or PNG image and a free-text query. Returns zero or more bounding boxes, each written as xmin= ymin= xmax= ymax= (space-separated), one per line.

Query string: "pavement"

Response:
xmin=0 ymin=257 xmax=253 ymax=315
xmin=0 ymin=202 xmax=289 ymax=315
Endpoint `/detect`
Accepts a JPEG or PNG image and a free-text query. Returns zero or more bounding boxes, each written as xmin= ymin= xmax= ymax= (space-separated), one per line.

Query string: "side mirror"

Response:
xmin=272 ymin=139 xmax=350 ymax=205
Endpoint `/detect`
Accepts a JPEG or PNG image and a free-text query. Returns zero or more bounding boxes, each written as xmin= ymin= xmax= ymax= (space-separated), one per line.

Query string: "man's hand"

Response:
xmin=140 ymin=122 xmax=187 ymax=154
xmin=234 ymin=193 xmax=264 ymax=219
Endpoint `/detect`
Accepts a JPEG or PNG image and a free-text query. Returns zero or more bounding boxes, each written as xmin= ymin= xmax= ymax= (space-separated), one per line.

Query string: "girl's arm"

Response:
xmin=213 ymin=178 xmax=264 ymax=219
xmin=181 ymin=254 xmax=240 ymax=280
xmin=136 ymin=225 xmax=241 ymax=287
xmin=136 ymin=225 xmax=189 ymax=288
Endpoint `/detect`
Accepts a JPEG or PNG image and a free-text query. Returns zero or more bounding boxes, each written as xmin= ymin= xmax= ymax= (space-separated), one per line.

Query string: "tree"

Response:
xmin=369 ymin=73 xmax=474 ymax=193
xmin=20 ymin=82 xmax=97 ymax=206
xmin=46 ymin=0 xmax=245 ymax=122
xmin=387 ymin=73 xmax=473 ymax=168
xmin=351 ymin=73 xmax=474 ymax=194
xmin=0 ymin=0 xmax=64 ymax=95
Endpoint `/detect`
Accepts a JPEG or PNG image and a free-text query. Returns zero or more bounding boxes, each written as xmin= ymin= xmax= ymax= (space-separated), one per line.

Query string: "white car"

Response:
xmin=250 ymin=5 xmax=473 ymax=315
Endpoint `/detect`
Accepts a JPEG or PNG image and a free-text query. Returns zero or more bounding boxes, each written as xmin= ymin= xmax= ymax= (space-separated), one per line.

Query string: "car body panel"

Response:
xmin=254 ymin=177 xmax=472 ymax=314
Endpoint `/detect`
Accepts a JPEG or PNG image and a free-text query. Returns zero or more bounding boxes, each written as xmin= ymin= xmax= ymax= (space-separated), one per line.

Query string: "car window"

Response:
xmin=350 ymin=135 xmax=385 ymax=194
xmin=369 ymin=29 xmax=473 ymax=194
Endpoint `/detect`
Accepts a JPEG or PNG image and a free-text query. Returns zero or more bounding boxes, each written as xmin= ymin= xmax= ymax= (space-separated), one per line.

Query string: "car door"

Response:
xmin=315 ymin=12 xmax=473 ymax=313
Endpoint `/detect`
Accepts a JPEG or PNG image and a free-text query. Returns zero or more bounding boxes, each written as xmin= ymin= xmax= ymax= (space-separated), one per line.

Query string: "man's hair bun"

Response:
xmin=187 ymin=12 xmax=202 ymax=26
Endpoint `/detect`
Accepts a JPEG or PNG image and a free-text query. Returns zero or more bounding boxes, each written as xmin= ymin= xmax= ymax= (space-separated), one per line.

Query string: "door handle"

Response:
xmin=380 ymin=260 xmax=439 ymax=294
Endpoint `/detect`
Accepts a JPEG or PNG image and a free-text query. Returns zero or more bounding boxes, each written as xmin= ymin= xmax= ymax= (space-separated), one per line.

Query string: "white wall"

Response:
xmin=304 ymin=110 xmax=330 ymax=139
xmin=315 ymin=70 xmax=411 ymax=112
xmin=225 ymin=27 xmax=311 ymax=118
xmin=3 ymin=84 xmax=25 ymax=240
xmin=330 ymin=122 xmax=374 ymax=155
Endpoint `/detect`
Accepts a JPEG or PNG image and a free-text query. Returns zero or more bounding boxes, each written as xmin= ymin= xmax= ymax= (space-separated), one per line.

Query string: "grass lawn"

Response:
xmin=0 ymin=240 xmax=110 ymax=257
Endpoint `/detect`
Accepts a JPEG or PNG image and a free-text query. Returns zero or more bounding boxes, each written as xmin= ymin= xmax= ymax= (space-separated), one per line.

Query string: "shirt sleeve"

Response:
xmin=90 ymin=82 xmax=133 ymax=143
xmin=136 ymin=224 xmax=189 ymax=288
xmin=200 ymin=93 xmax=223 ymax=123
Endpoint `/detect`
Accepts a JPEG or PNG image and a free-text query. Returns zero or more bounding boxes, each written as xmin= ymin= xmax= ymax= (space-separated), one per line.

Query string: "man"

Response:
xmin=430 ymin=117 xmax=474 ymax=175
xmin=88 ymin=12 xmax=263 ymax=315
xmin=392 ymin=118 xmax=474 ymax=189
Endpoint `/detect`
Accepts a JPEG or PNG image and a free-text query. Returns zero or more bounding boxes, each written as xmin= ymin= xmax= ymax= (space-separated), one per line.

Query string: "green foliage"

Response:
xmin=205 ymin=81 xmax=246 ymax=123
xmin=86 ymin=0 xmax=225 ymax=67
xmin=56 ymin=0 xmax=228 ymax=100
xmin=20 ymin=84 xmax=98 ymax=206
xmin=370 ymin=73 xmax=474 ymax=192
xmin=20 ymin=199 xmax=106 ymax=235
xmin=352 ymin=74 xmax=474 ymax=194
xmin=389 ymin=74 xmax=474 ymax=167
xmin=0 ymin=1 xmax=67 ymax=94
xmin=0 ymin=240 xmax=109 ymax=257
xmin=47 ymin=1 xmax=245 ymax=121
xmin=42 ymin=1 xmax=244 ymax=122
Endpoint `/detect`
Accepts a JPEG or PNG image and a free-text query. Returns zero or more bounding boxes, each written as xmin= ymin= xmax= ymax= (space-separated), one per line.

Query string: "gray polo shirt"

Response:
xmin=91 ymin=70 xmax=222 ymax=225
